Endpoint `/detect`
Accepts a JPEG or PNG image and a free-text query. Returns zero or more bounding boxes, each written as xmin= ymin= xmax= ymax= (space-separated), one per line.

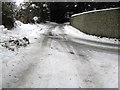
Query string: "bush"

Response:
xmin=2 ymin=2 xmax=15 ymax=30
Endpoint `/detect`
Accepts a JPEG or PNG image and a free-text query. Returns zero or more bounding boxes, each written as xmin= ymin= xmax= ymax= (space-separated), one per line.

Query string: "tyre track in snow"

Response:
xmin=2 ymin=24 xmax=118 ymax=88
xmin=46 ymin=25 xmax=118 ymax=88
xmin=4 ymin=25 xmax=83 ymax=88
xmin=2 ymin=25 xmax=57 ymax=88
xmin=8 ymin=25 xmax=58 ymax=88
xmin=49 ymin=25 xmax=103 ymax=88
xmin=20 ymin=25 xmax=82 ymax=88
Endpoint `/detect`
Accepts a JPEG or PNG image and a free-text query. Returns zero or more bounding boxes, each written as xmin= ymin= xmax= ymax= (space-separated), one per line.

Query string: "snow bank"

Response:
xmin=0 ymin=25 xmax=5 ymax=30
xmin=64 ymin=25 xmax=119 ymax=45
xmin=0 ymin=25 xmax=11 ymax=43
xmin=46 ymin=21 xmax=59 ymax=25
xmin=14 ymin=20 xmax=23 ymax=27
xmin=0 ymin=21 xmax=53 ymax=44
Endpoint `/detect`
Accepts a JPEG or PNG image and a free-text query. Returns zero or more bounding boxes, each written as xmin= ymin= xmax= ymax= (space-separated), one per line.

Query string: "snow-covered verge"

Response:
xmin=0 ymin=21 xmax=49 ymax=44
xmin=0 ymin=21 xmax=52 ymax=89
xmin=0 ymin=21 xmax=118 ymax=88
xmin=64 ymin=25 xmax=119 ymax=45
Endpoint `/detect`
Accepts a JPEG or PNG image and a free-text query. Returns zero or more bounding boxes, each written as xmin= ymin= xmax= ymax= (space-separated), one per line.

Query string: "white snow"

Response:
xmin=16 ymin=0 xmax=24 ymax=6
xmin=64 ymin=25 xmax=119 ymax=45
xmin=31 ymin=4 xmax=36 ymax=8
xmin=74 ymin=4 xmax=77 ymax=7
xmin=71 ymin=8 xmax=120 ymax=17
xmin=0 ymin=25 xmax=5 ymax=30
xmin=0 ymin=21 xmax=118 ymax=88
xmin=43 ymin=4 xmax=48 ymax=8
xmin=30 ymin=4 xmax=39 ymax=8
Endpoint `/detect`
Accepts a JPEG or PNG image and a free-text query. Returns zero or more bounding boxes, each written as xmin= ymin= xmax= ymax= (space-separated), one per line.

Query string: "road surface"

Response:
xmin=2 ymin=23 xmax=118 ymax=88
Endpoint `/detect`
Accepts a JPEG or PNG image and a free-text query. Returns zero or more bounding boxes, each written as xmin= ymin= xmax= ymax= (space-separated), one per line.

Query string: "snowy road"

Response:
xmin=1 ymin=23 xmax=118 ymax=88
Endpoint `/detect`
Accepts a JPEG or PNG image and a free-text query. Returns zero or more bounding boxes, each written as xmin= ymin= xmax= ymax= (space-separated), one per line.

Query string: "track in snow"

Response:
xmin=2 ymin=24 xmax=118 ymax=88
